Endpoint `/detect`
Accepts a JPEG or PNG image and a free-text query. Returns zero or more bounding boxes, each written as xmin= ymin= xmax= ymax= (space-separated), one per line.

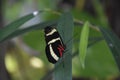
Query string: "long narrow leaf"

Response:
xmin=54 ymin=12 xmax=74 ymax=80
xmin=100 ymin=27 xmax=120 ymax=71
xmin=79 ymin=21 xmax=90 ymax=68
xmin=0 ymin=11 xmax=41 ymax=42
xmin=0 ymin=20 xmax=57 ymax=42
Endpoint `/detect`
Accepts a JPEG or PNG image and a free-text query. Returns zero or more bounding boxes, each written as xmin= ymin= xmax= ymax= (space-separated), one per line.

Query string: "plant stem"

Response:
xmin=42 ymin=9 xmax=100 ymax=32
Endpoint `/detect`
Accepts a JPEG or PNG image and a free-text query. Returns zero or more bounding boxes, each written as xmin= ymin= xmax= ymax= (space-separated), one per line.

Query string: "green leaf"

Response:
xmin=100 ymin=27 xmax=120 ymax=71
xmin=1 ymin=20 xmax=57 ymax=42
xmin=54 ymin=12 xmax=74 ymax=80
xmin=79 ymin=21 xmax=90 ymax=68
xmin=0 ymin=11 xmax=40 ymax=42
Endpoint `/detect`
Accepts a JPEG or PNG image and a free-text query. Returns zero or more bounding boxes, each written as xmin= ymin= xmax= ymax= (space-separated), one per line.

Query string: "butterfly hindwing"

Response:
xmin=45 ymin=45 xmax=57 ymax=63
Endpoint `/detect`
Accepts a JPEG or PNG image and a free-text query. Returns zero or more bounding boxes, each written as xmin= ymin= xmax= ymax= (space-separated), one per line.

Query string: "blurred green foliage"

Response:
xmin=1 ymin=0 xmax=119 ymax=80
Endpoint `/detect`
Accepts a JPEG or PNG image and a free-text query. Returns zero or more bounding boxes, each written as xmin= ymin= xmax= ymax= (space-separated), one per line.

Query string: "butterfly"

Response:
xmin=44 ymin=26 xmax=65 ymax=64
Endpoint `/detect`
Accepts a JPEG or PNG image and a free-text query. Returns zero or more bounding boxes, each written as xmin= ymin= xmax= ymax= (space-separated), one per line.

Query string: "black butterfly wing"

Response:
xmin=45 ymin=45 xmax=57 ymax=64
xmin=45 ymin=40 xmax=65 ymax=64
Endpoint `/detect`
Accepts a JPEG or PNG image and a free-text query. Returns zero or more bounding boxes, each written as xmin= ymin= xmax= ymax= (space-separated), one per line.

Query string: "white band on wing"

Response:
xmin=48 ymin=38 xmax=60 ymax=45
xmin=46 ymin=29 xmax=57 ymax=36
xmin=49 ymin=44 xmax=59 ymax=61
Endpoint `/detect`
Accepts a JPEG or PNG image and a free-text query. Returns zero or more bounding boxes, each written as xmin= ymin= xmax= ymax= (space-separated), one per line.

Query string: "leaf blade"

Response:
xmin=0 ymin=20 xmax=57 ymax=42
xmin=54 ymin=12 xmax=74 ymax=80
xmin=100 ymin=27 xmax=120 ymax=71
xmin=79 ymin=21 xmax=90 ymax=68
xmin=0 ymin=11 xmax=40 ymax=42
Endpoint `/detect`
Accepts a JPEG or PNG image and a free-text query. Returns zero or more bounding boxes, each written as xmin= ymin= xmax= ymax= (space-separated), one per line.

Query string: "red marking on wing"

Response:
xmin=57 ymin=45 xmax=65 ymax=57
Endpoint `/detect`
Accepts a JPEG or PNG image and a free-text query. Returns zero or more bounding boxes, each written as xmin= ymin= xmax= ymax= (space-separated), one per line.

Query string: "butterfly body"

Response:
xmin=44 ymin=26 xmax=65 ymax=64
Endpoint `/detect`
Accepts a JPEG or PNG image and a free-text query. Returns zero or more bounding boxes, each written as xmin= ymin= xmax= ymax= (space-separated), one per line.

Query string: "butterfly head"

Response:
xmin=44 ymin=26 xmax=54 ymax=34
